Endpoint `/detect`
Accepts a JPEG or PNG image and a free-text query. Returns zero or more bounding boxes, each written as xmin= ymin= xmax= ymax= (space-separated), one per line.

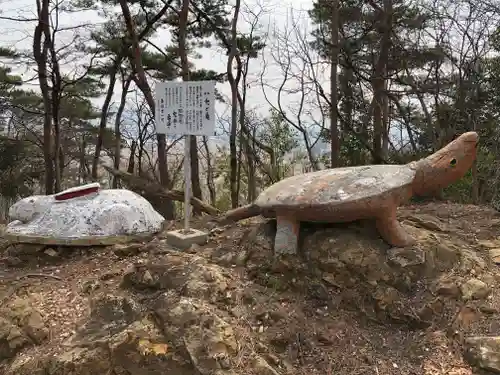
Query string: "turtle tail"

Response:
xmin=217 ymin=204 xmax=261 ymax=225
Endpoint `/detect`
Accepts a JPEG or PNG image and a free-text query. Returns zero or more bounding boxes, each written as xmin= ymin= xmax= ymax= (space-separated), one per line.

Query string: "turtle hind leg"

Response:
xmin=274 ymin=215 xmax=300 ymax=255
xmin=375 ymin=207 xmax=415 ymax=247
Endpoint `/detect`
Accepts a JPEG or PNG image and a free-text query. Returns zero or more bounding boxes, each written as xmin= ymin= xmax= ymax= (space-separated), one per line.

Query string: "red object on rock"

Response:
xmin=55 ymin=185 xmax=100 ymax=201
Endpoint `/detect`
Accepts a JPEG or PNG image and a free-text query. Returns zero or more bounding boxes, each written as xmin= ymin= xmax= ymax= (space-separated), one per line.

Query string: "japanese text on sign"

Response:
xmin=155 ymin=81 xmax=215 ymax=136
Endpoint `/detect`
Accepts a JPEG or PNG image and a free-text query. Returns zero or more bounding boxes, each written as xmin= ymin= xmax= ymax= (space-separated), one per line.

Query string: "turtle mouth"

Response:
xmin=465 ymin=139 xmax=478 ymax=155
xmin=464 ymin=141 xmax=478 ymax=155
xmin=465 ymin=139 xmax=478 ymax=147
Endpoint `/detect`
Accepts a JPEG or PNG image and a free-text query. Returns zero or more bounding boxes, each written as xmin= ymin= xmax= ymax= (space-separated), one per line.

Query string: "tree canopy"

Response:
xmin=0 ymin=0 xmax=499 ymax=217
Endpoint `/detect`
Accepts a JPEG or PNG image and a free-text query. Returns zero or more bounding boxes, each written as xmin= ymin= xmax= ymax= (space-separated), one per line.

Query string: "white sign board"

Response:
xmin=155 ymin=80 xmax=216 ymax=136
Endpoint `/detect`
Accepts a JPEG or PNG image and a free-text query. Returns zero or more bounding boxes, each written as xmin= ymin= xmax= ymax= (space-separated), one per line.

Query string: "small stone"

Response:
xmin=209 ymin=227 xmax=225 ymax=235
xmin=455 ymin=306 xmax=480 ymax=328
xmin=81 ymin=280 xmax=100 ymax=294
xmin=436 ymin=279 xmax=460 ymax=297
xmin=479 ymin=304 xmax=499 ymax=314
xmin=203 ymin=271 xmax=216 ymax=282
xmin=142 ymin=270 xmax=154 ymax=284
xmin=44 ymin=248 xmax=58 ymax=257
xmin=465 ymin=336 xmax=500 ymax=373
xmin=0 ymin=316 xmax=30 ymax=360
xmin=461 ymin=249 xmax=487 ymax=270
xmin=482 ymin=274 xmax=496 ymax=286
xmin=230 ymin=306 xmax=245 ymax=319
xmin=251 ymin=356 xmax=280 ymax=375
xmin=317 ymin=333 xmax=333 ymax=345
xmin=461 ymin=278 xmax=491 ymax=301
xmin=100 ymin=271 xmax=121 ymax=281
xmin=387 ymin=247 xmax=425 ymax=268
xmin=265 ymin=353 xmax=281 ymax=366
xmin=433 ymin=243 xmax=459 ymax=265
xmin=6 ymin=298 xmax=49 ymax=345
xmin=232 ymin=251 xmax=248 ymax=266
xmin=113 ymin=243 xmax=142 ymax=258
xmin=218 ymin=357 xmax=231 ymax=369
xmin=489 ymin=248 xmax=500 ymax=264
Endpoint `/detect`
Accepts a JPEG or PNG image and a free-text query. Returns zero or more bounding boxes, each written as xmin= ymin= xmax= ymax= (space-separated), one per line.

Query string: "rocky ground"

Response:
xmin=2 ymin=203 xmax=500 ymax=374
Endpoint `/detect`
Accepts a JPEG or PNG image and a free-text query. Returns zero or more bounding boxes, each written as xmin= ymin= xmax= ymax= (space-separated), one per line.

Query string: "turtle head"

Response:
xmin=411 ymin=131 xmax=478 ymax=196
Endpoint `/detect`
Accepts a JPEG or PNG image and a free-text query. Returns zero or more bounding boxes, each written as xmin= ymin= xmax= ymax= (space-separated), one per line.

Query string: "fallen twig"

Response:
xmin=103 ymin=166 xmax=220 ymax=216
xmin=16 ymin=273 xmax=62 ymax=281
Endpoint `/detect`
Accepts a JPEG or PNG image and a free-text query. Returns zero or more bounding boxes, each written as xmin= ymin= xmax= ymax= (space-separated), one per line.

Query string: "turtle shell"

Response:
xmin=255 ymin=165 xmax=416 ymax=220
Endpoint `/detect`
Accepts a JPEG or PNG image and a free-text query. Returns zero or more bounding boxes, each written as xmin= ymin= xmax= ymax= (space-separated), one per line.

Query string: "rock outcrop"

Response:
xmin=2 ymin=203 xmax=500 ymax=374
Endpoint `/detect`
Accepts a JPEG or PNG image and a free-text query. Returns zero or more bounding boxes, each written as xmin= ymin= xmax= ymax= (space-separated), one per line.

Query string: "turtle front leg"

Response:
xmin=274 ymin=215 xmax=300 ymax=255
xmin=375 ymin=207 xmax=415 ymax=247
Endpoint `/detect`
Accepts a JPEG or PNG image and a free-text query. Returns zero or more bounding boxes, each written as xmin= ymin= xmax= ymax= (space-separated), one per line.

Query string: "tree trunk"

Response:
xmin=118 ymin=0 xmax=174 ymax=219
xmin=93 ymin=59 xmax=120 ymax=181
xmin=45 ymin=6 xmax=63 ymax=192
xmin=329 ymin=0 xmax=340 ymax=168
xmin=341 ymin=66 xmax=357 ymax=164
xmin=202 ymin=136 xmax=216 ymax=206
xmin=113 ymin=75 xmax=131 ymax=188
xmin=138 ymin=139 xmax=144 ymax=177
xmin=245 ymin=136 xmax=256 ymax=202
xmin=127 ymin=140 xmax=136 ymax=174
xmin=156 ymin=134 xmax=175 ymax=218
xmin=227 ymin=0 xmax=242 ymax=208
xmin=189 ymin=135 xmax=203 ymax=213
xmin=381 ymin=80 xmax=390 ymax=159
xmin=34 ymin=0 xmax=54 ymax=194
xmin=239 ymin=57 xmax=256 ymax=202
xmin=79 ymin=137 xmax=87 ymax=184
xmin=58 ymin=140 xmax=65 ymax=187
xmin=371 ymin=0 xmax=392 ymax=164
xmin=236 ymin=130 xmax=243 ymax=203
xmin=53 ymin=120 xmax=61 ymax=192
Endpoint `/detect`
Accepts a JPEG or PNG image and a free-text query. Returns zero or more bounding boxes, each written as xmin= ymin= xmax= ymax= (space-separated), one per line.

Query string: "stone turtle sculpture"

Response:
xmin=219 ymin=131 xmax=478 ymax=255
xmin=5 ymin=183 xmax=165 ymax=246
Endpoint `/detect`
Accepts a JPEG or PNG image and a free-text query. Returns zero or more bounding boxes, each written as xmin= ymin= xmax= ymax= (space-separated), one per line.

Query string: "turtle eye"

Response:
xmin=450 ymin=158 xmax=457 ymax=167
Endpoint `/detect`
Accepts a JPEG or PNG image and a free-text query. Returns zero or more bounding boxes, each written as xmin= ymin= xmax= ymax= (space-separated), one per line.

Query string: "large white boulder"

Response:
xmin=6 ymin=183 xmax=165 ymax=245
